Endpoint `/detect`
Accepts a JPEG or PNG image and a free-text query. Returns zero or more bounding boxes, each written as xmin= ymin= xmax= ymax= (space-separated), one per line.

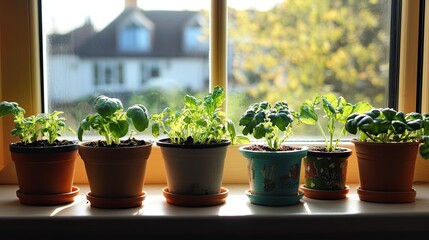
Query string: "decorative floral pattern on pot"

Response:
xmin=247 ymin=157 xmax=302 ymax=196
xmin=304 ymin=154 xmax=348 ymax=190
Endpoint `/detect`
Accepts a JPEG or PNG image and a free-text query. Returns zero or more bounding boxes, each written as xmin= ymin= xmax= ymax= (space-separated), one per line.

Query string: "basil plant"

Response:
xmin=345 ymin=107 xmax=429 ymax=159
xmin=239 ymin=101 xmax=293 ymax=151
xmin=78 ymin=95 xmax=149 ymax=145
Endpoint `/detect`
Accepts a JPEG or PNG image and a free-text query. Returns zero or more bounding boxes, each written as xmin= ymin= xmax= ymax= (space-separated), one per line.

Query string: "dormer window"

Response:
xmin=117 ymin=11 xmax=154 ymax=53
xmin=119 ymin=22 xmax=150 ymax=52
xmin=183 ymin=14 xmax=209 ymax=53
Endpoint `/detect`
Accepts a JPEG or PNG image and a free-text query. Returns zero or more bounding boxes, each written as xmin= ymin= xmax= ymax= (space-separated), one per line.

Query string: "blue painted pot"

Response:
xmin=239 ymin=145 xmax=308 ymax=197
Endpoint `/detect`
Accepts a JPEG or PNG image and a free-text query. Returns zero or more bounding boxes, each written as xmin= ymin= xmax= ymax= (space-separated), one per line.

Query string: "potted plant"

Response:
xmin=0 ymin=101 xmax=78 ymax=206
xmin=293 ymin=93 xmax=372 ymax=199
xmin=238 ymin=100 xmax=308 ymax=206
xmin=77 ymin=95 xmax=152 ymax=208
xmin=345 ymin=107 xmax=429 ymax=203
xmin=150 ymin=86 xmax=245 ymax=207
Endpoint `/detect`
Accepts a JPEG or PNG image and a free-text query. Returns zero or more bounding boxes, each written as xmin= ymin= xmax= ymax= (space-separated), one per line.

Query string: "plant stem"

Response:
xmin=317 ymin=122 xmax=329 ymax=149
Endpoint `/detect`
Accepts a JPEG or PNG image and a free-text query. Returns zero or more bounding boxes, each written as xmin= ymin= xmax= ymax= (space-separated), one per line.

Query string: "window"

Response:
xmin=1 ymin=0 xmax=426 ymax=183
xmin=118 ymin=20 xmax=152 ymax=52
xmin=227 ymin=0 xmax=394 ymax=140
xmin=183 ymin=14 xmax=209 ymax=53
xmin=41 ymin=0 xmax=210 ymax=139
xmin=151 ymin=66 xmax=160 ymax=78
xmin=41 ymin=0 xmax=396 ymax=141
xmin=140 ymin=64 xmax=149 ymax=83
xmin=92 ymin=62 xmax=124 ymax=87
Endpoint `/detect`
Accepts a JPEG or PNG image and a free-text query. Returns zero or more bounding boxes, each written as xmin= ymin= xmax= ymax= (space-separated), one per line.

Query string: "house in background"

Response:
xmin=47 ymin=0 xmax=209 ymax=103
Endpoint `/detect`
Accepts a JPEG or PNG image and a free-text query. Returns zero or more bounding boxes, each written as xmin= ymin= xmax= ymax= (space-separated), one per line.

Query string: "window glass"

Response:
xmin=183 ymin=14 xmax=209 ymax=53
xmin=41 ymin=0 xmax=210 ymax=139
xmin=42 ymin=0 xmax=393 ymax=141
xmin=119 ymin=23 xmax=151 ymax=52
xmin=227 ymin=0 xmax=392 ymax=140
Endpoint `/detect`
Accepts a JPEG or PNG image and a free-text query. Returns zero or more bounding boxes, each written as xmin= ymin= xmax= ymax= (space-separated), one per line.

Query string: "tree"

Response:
xmin=228 ymin=0 xmax=389 ymax=113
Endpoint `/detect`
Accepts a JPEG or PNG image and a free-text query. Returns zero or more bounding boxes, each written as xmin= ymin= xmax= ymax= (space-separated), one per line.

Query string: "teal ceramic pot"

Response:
xmin=239 ymin=146 xmax=308 ymax=197
xmin=303 ymin=147 xmax=352 ymax=190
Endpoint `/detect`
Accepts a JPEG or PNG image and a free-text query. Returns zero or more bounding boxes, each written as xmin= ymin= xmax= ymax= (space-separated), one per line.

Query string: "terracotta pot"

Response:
xmin=352 ymin=139 xmax=420 ymax=203
xmin=157 ymin=138 xmax=230 ymax=196
xmin=78 ymin=141 xmax=152 ymax=208
xmin=10 ymin=142 xmax=78 ymax=195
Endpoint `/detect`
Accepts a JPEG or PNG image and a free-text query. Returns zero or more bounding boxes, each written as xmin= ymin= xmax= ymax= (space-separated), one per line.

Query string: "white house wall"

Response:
xmin=47 ymin=55 xmax=94 ymax=103
xmin=48 ymin=55 xmax=209 ymax=103
xmin=143 ymin=58 xmax=209 ymax=91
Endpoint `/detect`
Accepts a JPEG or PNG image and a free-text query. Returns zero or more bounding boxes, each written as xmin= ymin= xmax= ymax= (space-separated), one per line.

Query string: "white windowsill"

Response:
xmin=1 ymin=183 xmax=429 ymax=238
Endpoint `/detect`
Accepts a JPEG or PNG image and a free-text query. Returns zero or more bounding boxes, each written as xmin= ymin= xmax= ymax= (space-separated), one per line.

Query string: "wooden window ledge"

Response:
xmin=1 ymin=183 xmax=429 ymax=239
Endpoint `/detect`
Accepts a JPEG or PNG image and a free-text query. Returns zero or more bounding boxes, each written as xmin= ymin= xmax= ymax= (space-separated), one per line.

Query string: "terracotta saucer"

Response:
xmin=162 ymin=187 xmax=228 ymax=207
xmin=357 ymin=187 xmax=416 ymax=203
xmin=86 ymin=192 xmax=146 ymax=209
xmin=245 ymin=190 xmax=304 ymax=206
xmin=300 ymin=184 xmax=349 ymax=200
xmin=16 ymin=186 xmax=80 ymax=206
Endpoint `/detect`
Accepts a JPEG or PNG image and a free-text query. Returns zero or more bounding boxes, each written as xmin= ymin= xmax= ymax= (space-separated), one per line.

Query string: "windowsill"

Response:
xmin=1 ymin=183 xmax=429 ymax=238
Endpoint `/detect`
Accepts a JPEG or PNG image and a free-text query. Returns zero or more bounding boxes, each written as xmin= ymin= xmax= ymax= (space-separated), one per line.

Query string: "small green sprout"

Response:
xmin=294 ymin=93 xmax=372 ymax=152
xmin=0 ymin=101 xmax=75 ymax=145
xmin=151 ymin=86 xmax=248 ymax=145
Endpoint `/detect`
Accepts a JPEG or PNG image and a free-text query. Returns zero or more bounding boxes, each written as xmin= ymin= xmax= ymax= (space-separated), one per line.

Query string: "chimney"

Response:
xmin=125 ymin=0 xmax=137 ymax=8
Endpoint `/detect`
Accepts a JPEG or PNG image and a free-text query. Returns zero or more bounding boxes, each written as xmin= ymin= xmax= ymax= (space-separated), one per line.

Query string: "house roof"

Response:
xmin=75 ymin=8 xmax=208 ymax=58
xmin=48 ymin=18 xmax=96 ymax=55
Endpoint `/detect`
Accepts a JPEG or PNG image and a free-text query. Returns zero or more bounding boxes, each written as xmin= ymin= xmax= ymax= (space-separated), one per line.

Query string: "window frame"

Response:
xmin=0 ymin=0 xmax=427 ymax=184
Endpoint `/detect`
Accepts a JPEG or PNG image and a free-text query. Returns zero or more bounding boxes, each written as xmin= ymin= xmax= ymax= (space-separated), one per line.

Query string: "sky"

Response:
xmin=42 ymin=0 xmax=283 ymax=34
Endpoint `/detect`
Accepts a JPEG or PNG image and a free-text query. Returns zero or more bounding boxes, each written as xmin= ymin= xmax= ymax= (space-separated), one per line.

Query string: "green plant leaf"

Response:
xmin=126 ymin=104 xmax=149 ymax=132
xmin=184 ymin=95 xmax=198 ymax=108
xmin=355 ymin=114 xmax=373 ymax=127
xmin=109 ymin=120 xmax=129 ymax=138
xmin=419 ymin=137 xmax=429 ymax=159
xmin=345 ymin=118 xmax=358 ymax=134
xmin=269 ymin=112 xmax=292 ymax=131
xmin=94 ymin=95 xmax=123 ymax=117
xmin=296 ymin=103 xmax=317 ymax=125
xmin=353 ymin=102 xmax=373 ymax=115
xmin=406 ymin=119 xmax=422 ymax=131
xmin=226 ymin=119 xmax=236 ymax=137
xmin=370 ymin=119 xmax=390 ymax=134
xmin=322 ymin=96 xmax=336 ymax=114
xmin=254 ymin=111 xmax=266 ymax=124
xmin=236 ymin=135 xmax=251 ymax=144
xmin=395 ymin=111 xmax=406 ymax=122
xmin=0 ymin=101 xmax=25 ymax=117
xmin=149 ymin=86 xmax=234 ymax=144
xmin=1 ymin=101 xmax=74 ymax=144
xmin=382 ymin=108 xmax=397 ymax=121
xmin=151 ymin=122 xmax=160 ymax=138
xmin=253 ymin=124 xmax=267 ymax=139
xmin=79 ymin=95 xmax=150 ymax=144
xmin=392 ymin=120 xmax=406 ymax=134
xmin=406 ymin=112 xmax=422 ymax=120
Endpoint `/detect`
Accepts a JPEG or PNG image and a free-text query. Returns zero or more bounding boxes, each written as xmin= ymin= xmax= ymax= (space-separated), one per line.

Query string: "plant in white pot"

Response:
xmin=293 ymin=93 xmax=372 ymax=199
xmin=345 ymin=108 xmax=429 ymax=203
xmin=77 ymin=95 xmax=152 ymax=208
xmin=0 ymin=101 xmax=78 ymax=205
xmin=150 ymin=86 xmax=248 ymax=207
xmin=238 ymin=100 xmax=308 ymax=206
